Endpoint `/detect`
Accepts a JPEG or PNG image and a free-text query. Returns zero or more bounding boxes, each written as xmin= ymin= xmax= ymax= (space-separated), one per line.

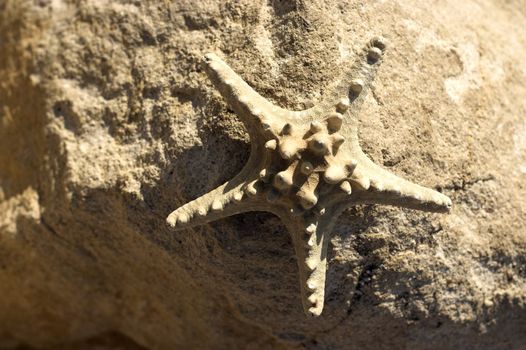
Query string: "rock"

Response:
xmin=0 ymin=0 xmax=525 ymax=349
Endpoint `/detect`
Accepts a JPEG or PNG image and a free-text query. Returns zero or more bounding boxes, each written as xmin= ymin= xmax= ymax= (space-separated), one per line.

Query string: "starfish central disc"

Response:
xmin=256 ymin=116 xmax=355 ymax=215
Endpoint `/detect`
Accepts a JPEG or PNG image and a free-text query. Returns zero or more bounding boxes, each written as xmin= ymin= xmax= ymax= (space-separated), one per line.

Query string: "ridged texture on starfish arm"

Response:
xmin=166 ymin=37 xmax=452 ymax=317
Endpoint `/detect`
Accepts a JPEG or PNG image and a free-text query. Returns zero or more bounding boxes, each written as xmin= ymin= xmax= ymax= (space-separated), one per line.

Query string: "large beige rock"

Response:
xmin=0 ymin=0 xmax=525 ymax=349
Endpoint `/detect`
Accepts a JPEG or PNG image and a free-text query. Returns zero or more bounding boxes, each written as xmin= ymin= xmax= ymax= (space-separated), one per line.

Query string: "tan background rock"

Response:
xmin=0 ymin=0 xmax=525 ymax=349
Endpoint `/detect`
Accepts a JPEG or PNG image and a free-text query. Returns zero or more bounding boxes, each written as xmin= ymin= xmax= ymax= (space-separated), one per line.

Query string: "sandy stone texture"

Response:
xmin=0 ymin=0 xmax=525 ymax=349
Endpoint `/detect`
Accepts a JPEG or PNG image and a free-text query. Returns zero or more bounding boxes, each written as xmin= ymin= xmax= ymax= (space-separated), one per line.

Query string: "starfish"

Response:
xmin=166 ymin=37 xmax=452 ymax=317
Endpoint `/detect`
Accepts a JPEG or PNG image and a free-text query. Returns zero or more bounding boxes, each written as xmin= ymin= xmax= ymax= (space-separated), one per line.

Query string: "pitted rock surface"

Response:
xmin=0 ymin=0 xmax=525 ymax=349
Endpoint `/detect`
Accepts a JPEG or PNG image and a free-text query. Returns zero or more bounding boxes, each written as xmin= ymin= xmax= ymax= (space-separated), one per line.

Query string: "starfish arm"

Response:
xmin=307 ymin=37 xmax=388 ymax=117
xmin=348 ymin=154 xmax=452 ymax=213
xmin=203 ymin=53 xmax=293 ymax=133
xmin=282 ymin=213 xmax=340 ymax=317
xmin=166 ymin=179 xmax=263 ymax=231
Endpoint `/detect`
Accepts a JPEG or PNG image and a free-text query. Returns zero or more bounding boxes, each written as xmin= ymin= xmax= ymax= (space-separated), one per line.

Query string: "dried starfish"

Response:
xmin=167 ymin=37 xmax=452 ymax=317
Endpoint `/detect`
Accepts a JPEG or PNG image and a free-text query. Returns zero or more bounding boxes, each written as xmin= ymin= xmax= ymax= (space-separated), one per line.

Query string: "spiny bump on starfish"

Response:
xmin=167 ymin=36 xmax=452 ymax=317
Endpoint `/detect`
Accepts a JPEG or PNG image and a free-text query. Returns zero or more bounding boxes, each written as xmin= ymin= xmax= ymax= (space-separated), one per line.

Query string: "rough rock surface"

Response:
xmin=0 ymin=0 xmax=525 ymax=349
